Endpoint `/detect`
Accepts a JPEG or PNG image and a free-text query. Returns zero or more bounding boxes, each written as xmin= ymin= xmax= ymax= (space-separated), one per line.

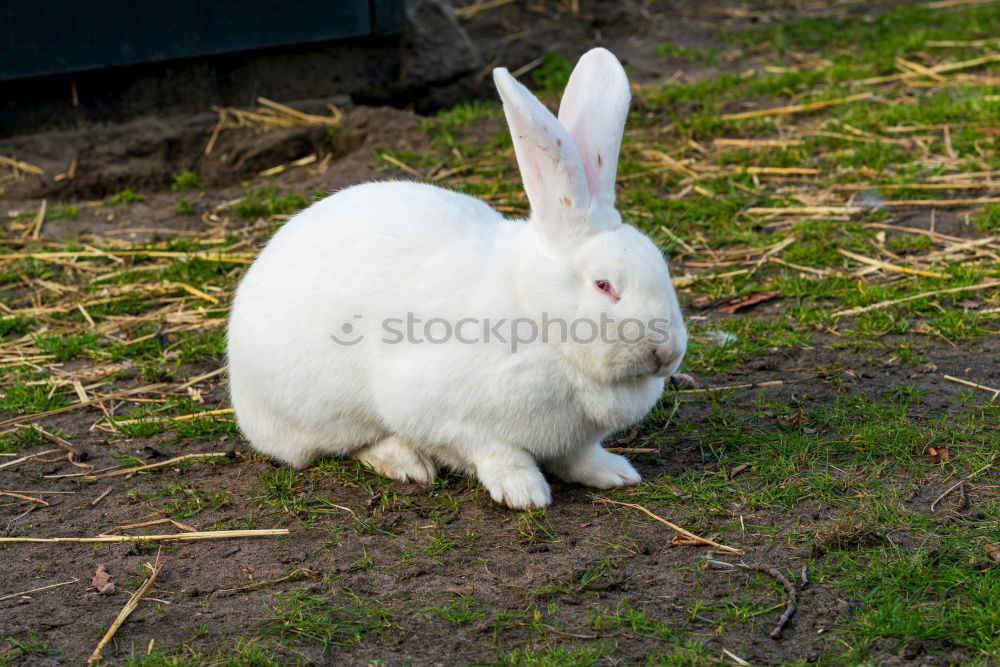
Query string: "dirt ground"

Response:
xmin=2 ymin=1 xmax=998 ymax=665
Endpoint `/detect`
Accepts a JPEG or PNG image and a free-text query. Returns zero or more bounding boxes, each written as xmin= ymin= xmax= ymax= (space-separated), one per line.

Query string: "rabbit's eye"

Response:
xmin=594 ymin=279 xmax=620 ymax=302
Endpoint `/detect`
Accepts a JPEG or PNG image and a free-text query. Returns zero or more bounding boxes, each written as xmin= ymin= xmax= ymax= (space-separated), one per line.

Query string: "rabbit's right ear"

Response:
xmin=557 ymin=48 xmax=631 ymax=213
xmin=494 ymin=68 xmax=603 ymax=250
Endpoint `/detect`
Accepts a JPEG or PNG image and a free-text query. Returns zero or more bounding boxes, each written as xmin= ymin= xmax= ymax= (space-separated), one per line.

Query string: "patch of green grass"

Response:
xmin=176 ymin=198 xmax=196 ymax=216
xmin=0 ymin=379 xmax=70 ymax=414
xmin=232 ymin=187 xmax=307 ymax=219
xmin=416 ymin=529 xmax=475 ymax=564
xmin=586 ymin=598 xmax=675 ymax=642
xmin=531 ymin=557 xmax=624 ymax=599
xmin=532 ymin=52 xmax=574 ymax=92
xmin=171 ymin=170 xmax=204 ymax=191
xmin=0 ymin=425 xmax=47 ymax=453
xmin=46 ymin=202 xmax=78 ymax=221
xmin=174 ymin=329 xmax=226 ymax=364
xmin=833 ymin=536 xmax=1000 ymax=660
xmin=655 ymin=43 xmax=718 ymax=64
xmin=33 ymin=331 xmax=99 ymax=362
xmin=110 ymin=187 xmax=146 ymax=205
xmin=495 ymin=643 xmax=606 ymax=666
xmin=3 ymin=629 xmax=65 ymax=663
xmin=174 ymin=416 xmax=239 ymax=440
xmin=515 ymin=508 xmax=557 ymax=544
xmin=132 ymin=480 xmax=233 ymax=519
xmin=120 ymin=639 xmax=284 ymax=666
xmin=0 ymin=316 xmax=31 ymax=339
xmin=263 ymin=590 xmax=395 ymax=648
xmin=418 ymin=594 xmax=485 ymax=624
xmin=972 ymin=203 xmax=1000 ymax=231
xmin=114 ymin=418 xmax=168 ymax=438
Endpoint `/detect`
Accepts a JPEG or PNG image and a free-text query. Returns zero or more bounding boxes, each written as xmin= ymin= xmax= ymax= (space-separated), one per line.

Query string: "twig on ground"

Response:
xmin=705 ymin=559 xmax=798 ymax=639
xmin=215 ymin=568 xmax=314 ymax=596
xmin=832 ymin=281 xmax=1000 ymax=318
xmin=720 ymin=92 xmax=874 ymax=121
xmin=30 ymin=424 xmax=85 ymax=459
xmin=0 ymin=528 xmax=288 ymax=543
xmin=104 ymin=408 xmax=233 ymax=431
xmin=0 ymin=491 xmax=48 ymax=505
xmin=594 ymin=497 xmax=744 ymax=554
xmin=453 ymin=0 xmax=516 ymax=18
xmin=0 ymin=578 xmax=80 ymax=602
xmin=943 ymin=375 xmax=1000 ymax=400
xmin=678 ymin=380 xmax=784 ymax=394
xmin=87 ymin=552 xmax=162 ymax=666
xmin=100 ymin=518 xmax=197 ymax=536
xmin=0 ymin=384 xmax=166 ymax=427
xmin=837 ymin=248 xmax=946 ymax=278
xmin=83 ymin=452 xmax=230 ymax=480
xmin=0 ymin=449 xmax=61 ymax=470
xmin=722 ymin=648 xmax=751 ymax=665
xmin=90 ymin=487 xmax=113 ymax=506
xmin=604 ymin=447 xmax=658 ymax=454
xmin=757 ymin=564 xmax=798 ymax=639
xmin=931 ymin=462 xmax=994 ymax=511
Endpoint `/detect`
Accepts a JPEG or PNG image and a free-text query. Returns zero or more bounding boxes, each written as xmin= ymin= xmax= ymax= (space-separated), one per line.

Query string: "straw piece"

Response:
xmin=943 ymin=375 xmax=1000 ymax=400
xmin=83 ymin=452 xmax=230 ymax=480
xmin=0 ymin=528 xmax=289 ymax=543
xmin=719 ymin=92 xmax=874 ymax=121
xmin=0 ymin=578 xmax=79 ymax=602
xmin=0 ymin=155 xmax=44 ymax=175
xmin=713 ymin=138 xmax=804 ymax=148
xmin=0 ymin=250 xmax=254 ymax=264
xmin=453 ymin=0 xmax=516 ymax=18
xmin=0 ymin=384 xmax=166 ymax=427
xmin=857 ymin=52 xmax=1000 ymax=85
xmin=832 ymin=281 xmax=1000 ymax=318
xmin=594 ymin=497 xmax=744 ymax=555
xmin=747 ymin=206 xmax=862 ymax=215
xmin=108 ymin=408 xmax=233 ymax=428
xmin=896 ymin=57 xmax=947 ymax=82
xmin=0 ymin=491 xmax=49 ymax=505
xmin=837 ymin=248 xmax=947 ymax=278
xmin=746 ymin=167 xmax=820 ymax=175
xmin=31 ymin=424 xmax=84 ymax=459
xmin=678 ymin=380 xmax=784 ymax=394
xmin=256 ymin=97 xmax=342 ymax=126
xmin=87 ymin=556 xmax=161 ymax=666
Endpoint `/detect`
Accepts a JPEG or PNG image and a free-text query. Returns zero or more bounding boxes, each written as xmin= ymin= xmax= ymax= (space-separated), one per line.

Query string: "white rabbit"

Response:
xmin=227 ymin=48 xmax=687 ymax=508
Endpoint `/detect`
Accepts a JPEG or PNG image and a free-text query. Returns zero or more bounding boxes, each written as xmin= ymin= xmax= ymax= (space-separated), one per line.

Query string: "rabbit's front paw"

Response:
xmin=355 ymin=436 xmax=437 ymax=484
xmin=550 ymin=445 xmax=641 ymax=489
xmin=477 ymin=454 xmax=551 ymax=509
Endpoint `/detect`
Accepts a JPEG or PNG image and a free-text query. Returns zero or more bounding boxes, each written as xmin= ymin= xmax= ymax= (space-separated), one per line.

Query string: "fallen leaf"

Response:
xmin=776 ymin=413 xmax=805 ymax=427
xmin=729 ymin=463 xmax=750 ymax=479
xmin=984 ymin=544 xmax=1000 ymax=563
xmin=670 ymin=535 xmax=705 ymax=547
xmin=90 ymin=564 xmax=115 ymax=594
xmin=717 ymin=291 xmax=780 ymax=314
xmin=928 ymin=446 xmax=949 ymax=464
xmin=670 ymin=486 xmax=693 ymax=499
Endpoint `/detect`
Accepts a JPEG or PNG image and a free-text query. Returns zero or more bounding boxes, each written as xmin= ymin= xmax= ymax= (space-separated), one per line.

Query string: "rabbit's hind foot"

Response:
xmin=354 ymin=436 xmax=437 ymax=485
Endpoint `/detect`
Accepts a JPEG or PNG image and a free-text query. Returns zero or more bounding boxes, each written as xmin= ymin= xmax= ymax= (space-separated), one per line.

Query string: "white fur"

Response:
xmin=227 ymin=48 xmax=687 ymax=508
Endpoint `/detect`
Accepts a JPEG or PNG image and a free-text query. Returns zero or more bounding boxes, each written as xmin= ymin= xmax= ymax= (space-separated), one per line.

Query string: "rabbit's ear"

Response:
xmin=557 ymin=48 xmax=630 ymax=211
xmin=494 ymin=67 xmax=600 ymax=249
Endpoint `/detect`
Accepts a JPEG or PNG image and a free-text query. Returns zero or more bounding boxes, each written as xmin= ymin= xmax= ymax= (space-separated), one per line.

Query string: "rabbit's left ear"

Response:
xmin=558 ymin=48 xmax=631 ymax=211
